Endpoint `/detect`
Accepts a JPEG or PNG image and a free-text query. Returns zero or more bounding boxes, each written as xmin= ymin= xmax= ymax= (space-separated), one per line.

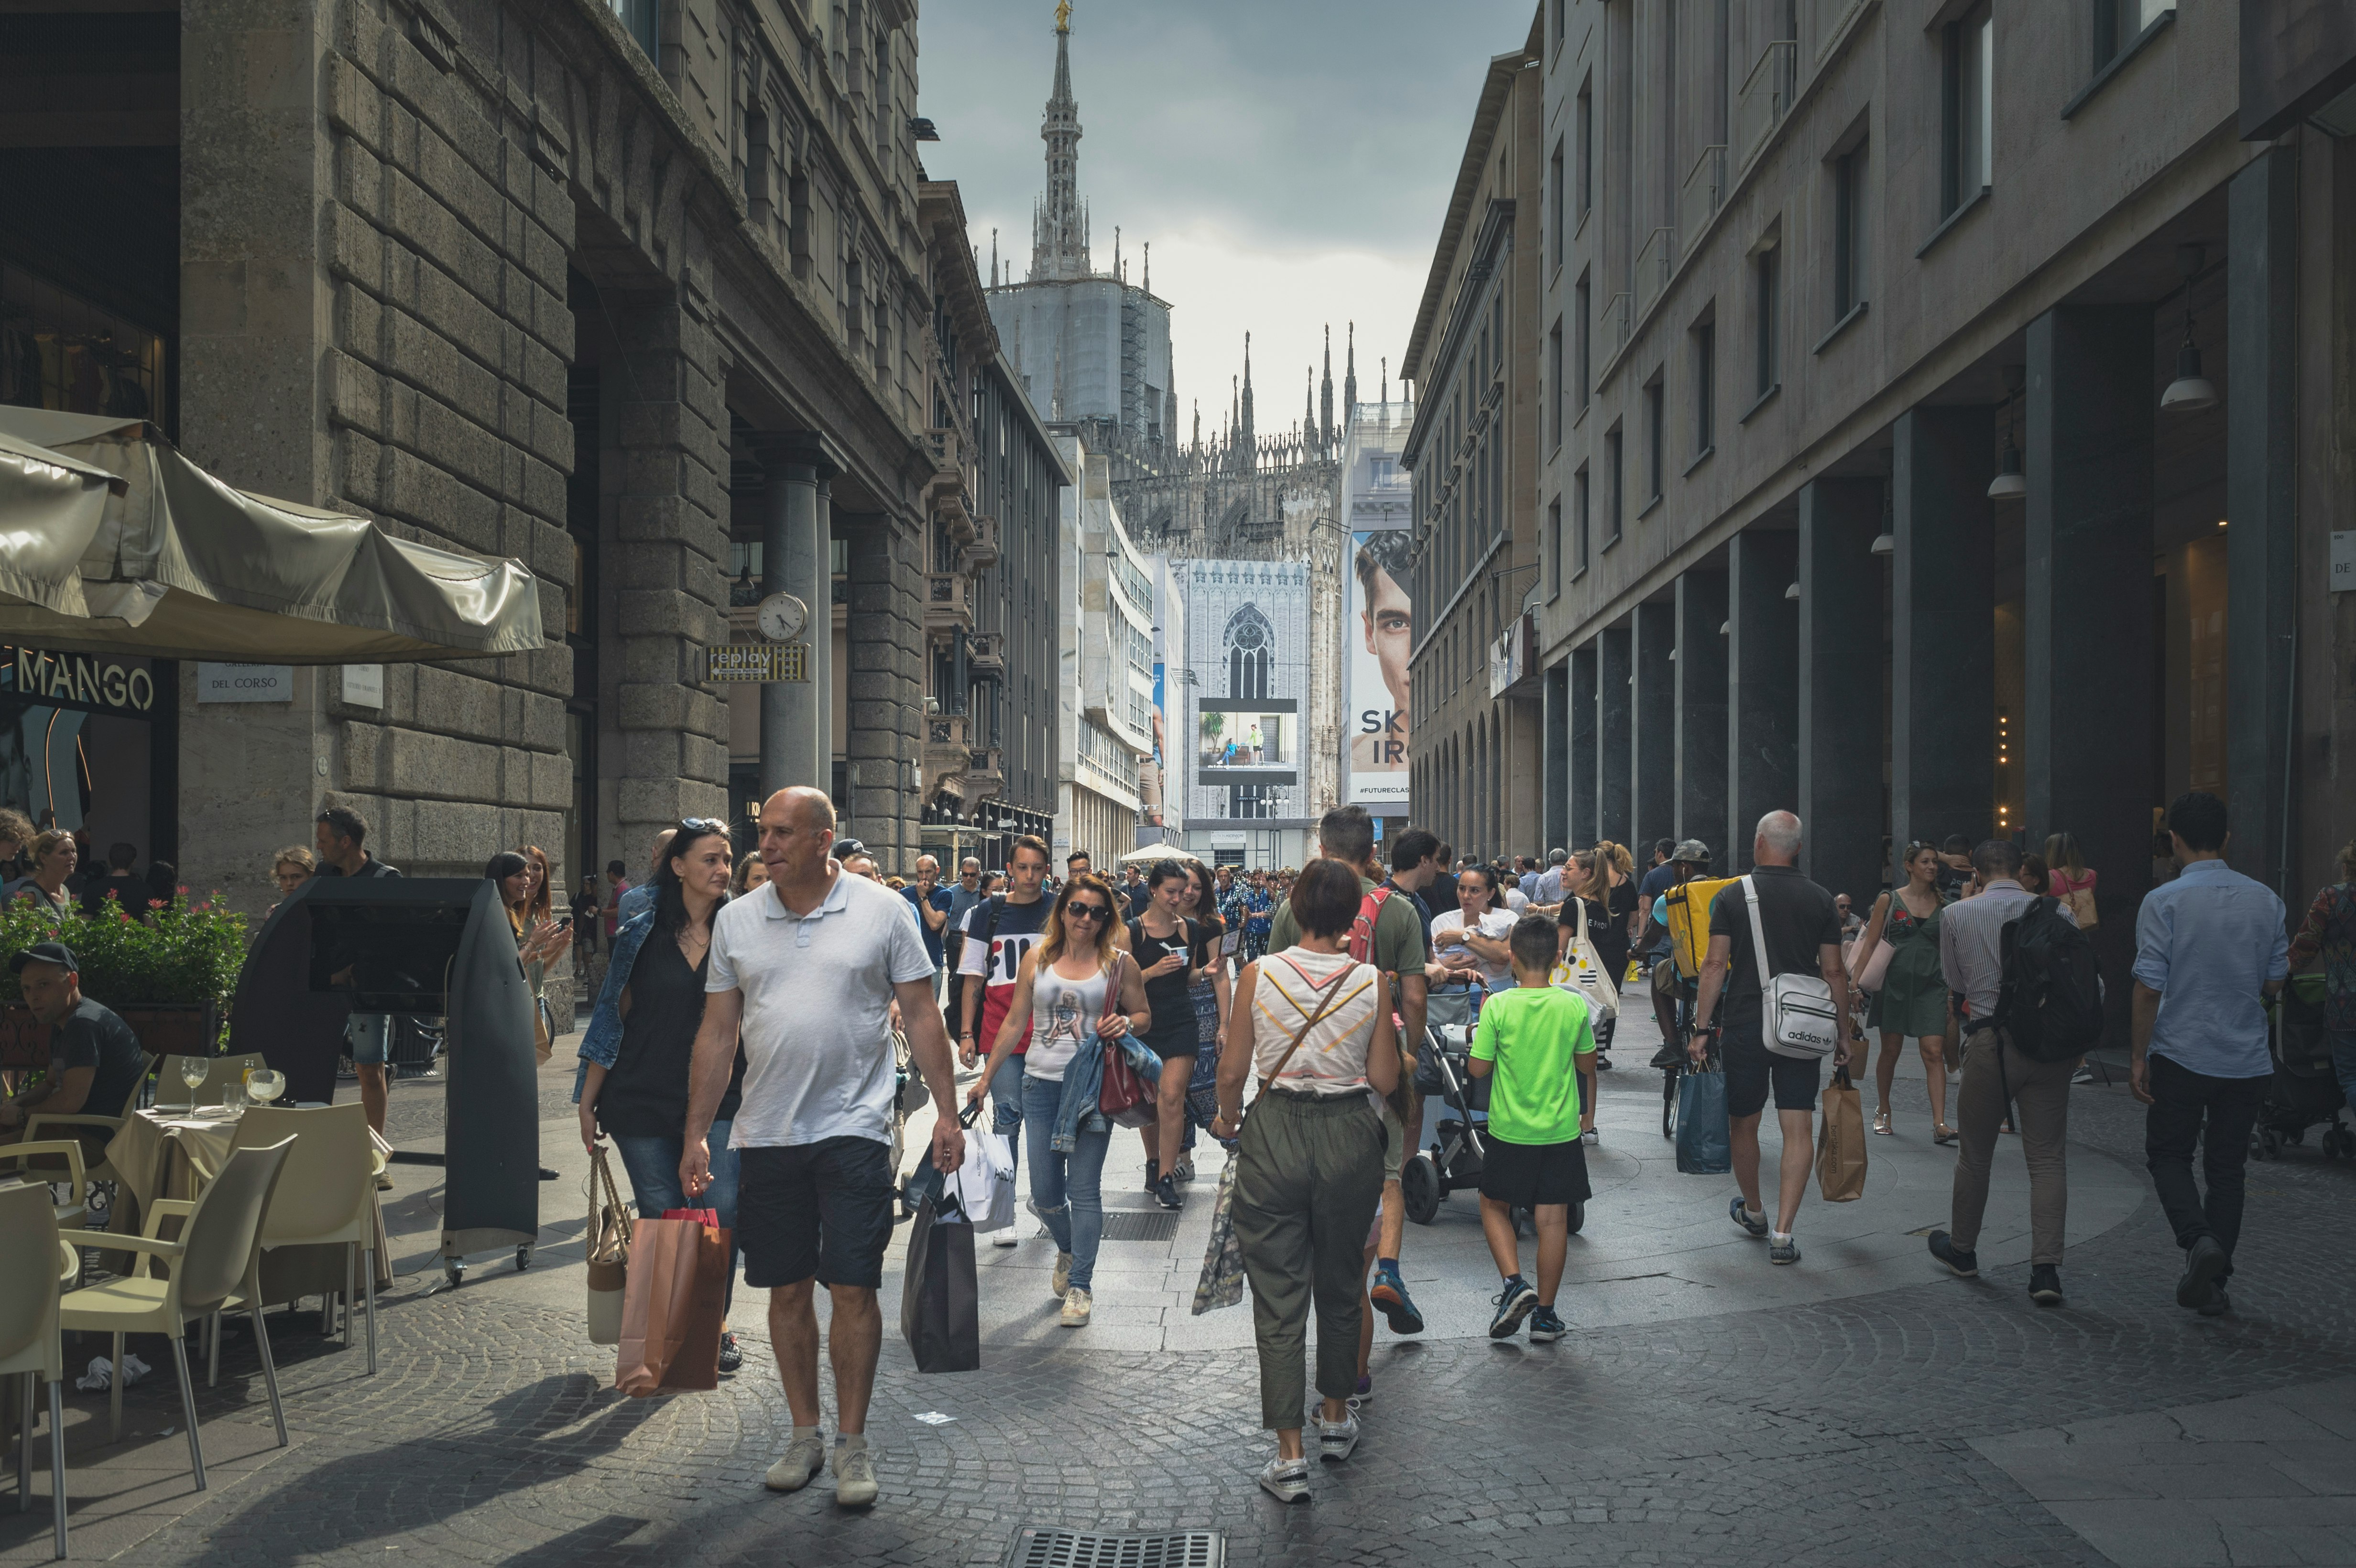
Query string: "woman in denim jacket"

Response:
xmin=575 ymin=818 xmax=748 ymax=1372
xmin=963 ymin=871 xmax=1151 ymax=1327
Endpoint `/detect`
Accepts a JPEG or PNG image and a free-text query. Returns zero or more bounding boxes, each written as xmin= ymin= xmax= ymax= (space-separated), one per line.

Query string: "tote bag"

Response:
xmin=1674 ymin=1064 xmax=1732 ymax=1175
xmin=585 ymin=1143 xmax=633 ymax=1347
xmin=614 ymin=1213 xmax=727 ymax=1394
xmin=1548 ymin=897 xmax=1621 ymax=1022
xmin=900 ymin=1190 xmax=982 ymax=1373
xmin=1813 ymin=1066 xmax=1868 ymax=1202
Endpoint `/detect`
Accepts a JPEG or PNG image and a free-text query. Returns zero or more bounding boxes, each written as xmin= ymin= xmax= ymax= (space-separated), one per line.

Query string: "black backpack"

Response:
xmin=1995 ymin=895 xmax=2105 ymax=1061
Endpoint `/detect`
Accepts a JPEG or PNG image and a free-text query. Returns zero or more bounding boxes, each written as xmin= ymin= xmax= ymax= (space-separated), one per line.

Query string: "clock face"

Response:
xmin=757 ymin=592 xmax=807 ymax=642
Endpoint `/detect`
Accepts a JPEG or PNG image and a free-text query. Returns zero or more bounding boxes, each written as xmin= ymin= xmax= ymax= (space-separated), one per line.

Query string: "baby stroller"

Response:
xmin=2252 ymin=974 xmax=2352 ymax=1162
xmin=1399 ymin=980 xmax=1585 ymax=1234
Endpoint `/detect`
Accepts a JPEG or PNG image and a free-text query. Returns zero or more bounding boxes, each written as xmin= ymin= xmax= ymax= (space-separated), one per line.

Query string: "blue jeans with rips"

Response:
xmin=990 ymin=1051 xmax=1024 ymax=1184
xmin=611 ymin=1118 xmax=739 ymax=1317
xmin=1022 ymin=1070 xmax=1109 ymax=1293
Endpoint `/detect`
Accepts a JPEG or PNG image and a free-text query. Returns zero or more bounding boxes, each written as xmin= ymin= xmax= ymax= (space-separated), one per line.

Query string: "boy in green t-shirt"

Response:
xmin=1467 ymin=914 xmax=1597 ymax=1342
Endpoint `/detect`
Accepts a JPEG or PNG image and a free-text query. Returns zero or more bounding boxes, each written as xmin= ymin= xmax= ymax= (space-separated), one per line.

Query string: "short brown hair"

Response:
xmin=1011 ymin=834 xmax=1051 ymax=866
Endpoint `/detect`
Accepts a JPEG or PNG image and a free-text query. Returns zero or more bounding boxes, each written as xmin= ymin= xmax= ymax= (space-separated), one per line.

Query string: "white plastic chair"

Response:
xmin=0 ymin=1141 xmax=88 ymax=1230
xmin=57 ymin=1136 xmax=295 ymax=1486
xmin=22 ymin=1055 xmax=150 ymax=1193
xmin=216 ymin=1104 xmax=384 ymax=1374
xmin=0 ymin=1182 xmax=77 ymax=1558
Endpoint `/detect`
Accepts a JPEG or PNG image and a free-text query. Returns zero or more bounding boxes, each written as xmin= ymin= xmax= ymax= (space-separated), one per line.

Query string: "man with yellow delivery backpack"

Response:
xmin=1649 ymin=843 xmax=1737 ymax=1069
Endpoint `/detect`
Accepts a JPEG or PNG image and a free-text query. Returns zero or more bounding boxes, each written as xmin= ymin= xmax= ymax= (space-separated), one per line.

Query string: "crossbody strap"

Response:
xmin=1741 ymin=875 xmax=1777 ymax=990
xmin=1250 ymin=960 xmax=1359 ymax=1107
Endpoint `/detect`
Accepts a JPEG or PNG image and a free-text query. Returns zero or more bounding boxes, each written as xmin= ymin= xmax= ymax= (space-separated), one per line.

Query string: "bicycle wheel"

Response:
xmin=1662 ymin=1062 xmax=1681 ymax=1139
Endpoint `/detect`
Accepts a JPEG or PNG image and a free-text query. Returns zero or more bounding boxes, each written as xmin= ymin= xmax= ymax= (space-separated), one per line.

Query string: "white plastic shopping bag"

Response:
xmin=949 ymin=1126 xmax=1017 ymax=1232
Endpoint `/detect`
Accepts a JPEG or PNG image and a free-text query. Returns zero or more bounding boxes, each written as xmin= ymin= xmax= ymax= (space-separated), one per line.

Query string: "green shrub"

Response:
xmin=0 ymin=888 xmax=249 ymax=1012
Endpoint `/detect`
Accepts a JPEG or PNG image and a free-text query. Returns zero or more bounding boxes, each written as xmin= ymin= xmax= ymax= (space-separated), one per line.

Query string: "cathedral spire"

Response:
xmin=1031 ymin=2 xmax=1089 ymax=281
xmin=1319 ymin=323 xmax=1334 ymax=452
xmin=1239 ymin=332 xmax=1254 ymax=453
xmin=1343 ymin=321 xmax=1358 ymax=421
xmin=1305 ymin=366 xmax=1315 ymax=438
xmin=1141 ymin=241 xmax=1149 ymax=295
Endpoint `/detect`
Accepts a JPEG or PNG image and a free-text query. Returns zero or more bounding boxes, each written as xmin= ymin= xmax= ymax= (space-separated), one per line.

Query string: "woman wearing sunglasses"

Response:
xmin=964 ymin=870 xmax=1150 ymax=1327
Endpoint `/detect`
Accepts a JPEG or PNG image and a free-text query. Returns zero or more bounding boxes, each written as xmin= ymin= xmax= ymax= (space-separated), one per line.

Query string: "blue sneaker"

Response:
xmin=1729 ymin=1196 xmax=1770 ymax=1239
xmin=1370 ymin=1265 xmax=1425 ymax=1335
xmin=1489 ymin=1275 xmax=1539 ymax=1338
xmin=1527 ymin=1304 xmax=1567 ymax=1342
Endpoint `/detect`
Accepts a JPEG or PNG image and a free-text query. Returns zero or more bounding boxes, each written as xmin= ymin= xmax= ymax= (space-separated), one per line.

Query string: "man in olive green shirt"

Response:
xmin=1265 ymin=806 xmax=1430 ymax=1348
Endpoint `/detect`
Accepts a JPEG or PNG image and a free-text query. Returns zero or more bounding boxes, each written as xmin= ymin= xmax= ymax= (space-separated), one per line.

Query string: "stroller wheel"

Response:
xmin=1401 ymin=1153 xmax=1443 ymax=1226
xmin=2261 ymin=1128 xmax=2283 ymax=1160
xmin=1566 ymin=1200 xmax=1586 ymax=1236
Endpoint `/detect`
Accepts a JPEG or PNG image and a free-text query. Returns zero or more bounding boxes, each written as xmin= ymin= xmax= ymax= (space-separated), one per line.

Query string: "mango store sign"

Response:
xmin=196 ymin=663 xmax=295 ymax=703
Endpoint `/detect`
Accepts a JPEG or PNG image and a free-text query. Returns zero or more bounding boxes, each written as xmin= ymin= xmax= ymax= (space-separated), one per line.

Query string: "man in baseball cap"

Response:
xmin=1644 ymin=842 xmax=1716 ymax=1067
xmin=1 ymin=942 xmax=147 ymax=1165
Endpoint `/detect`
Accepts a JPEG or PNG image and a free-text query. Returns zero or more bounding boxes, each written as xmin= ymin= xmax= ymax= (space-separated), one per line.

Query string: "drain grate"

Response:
xmin=1005 ymin=1528 xmax=1223 ymax=1568
xmin=1097 ymin=1209 xmax=1181 ymax=1243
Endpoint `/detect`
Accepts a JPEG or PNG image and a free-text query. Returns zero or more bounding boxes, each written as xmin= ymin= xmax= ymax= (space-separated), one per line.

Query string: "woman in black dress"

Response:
xmin=1129 ymin=859 xmax=1210 ymax=1209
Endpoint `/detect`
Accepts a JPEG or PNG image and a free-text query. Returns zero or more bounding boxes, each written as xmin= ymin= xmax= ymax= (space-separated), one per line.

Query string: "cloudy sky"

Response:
xmin=916 ymin=0 xmax=1540 ymax=439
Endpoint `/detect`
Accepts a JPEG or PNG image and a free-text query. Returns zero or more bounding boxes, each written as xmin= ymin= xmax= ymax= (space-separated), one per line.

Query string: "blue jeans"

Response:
xmin=991 ymin=1052 xmax=1025 ymax=1183
xmin=612 ymin=1119 xmax=740 ymax=1317
xmin=1023 ymin=1070 xmax=1109 ymax=1293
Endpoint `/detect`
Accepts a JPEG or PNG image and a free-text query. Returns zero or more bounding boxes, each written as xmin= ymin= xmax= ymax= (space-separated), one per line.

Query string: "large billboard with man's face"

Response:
xmin=1341 ymin=403 xmax=1413 ymax=806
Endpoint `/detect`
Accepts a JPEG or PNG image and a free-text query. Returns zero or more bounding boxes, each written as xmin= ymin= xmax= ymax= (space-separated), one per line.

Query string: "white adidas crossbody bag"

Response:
xmin=1742 ymin=875 xmax=1842 ymax=1060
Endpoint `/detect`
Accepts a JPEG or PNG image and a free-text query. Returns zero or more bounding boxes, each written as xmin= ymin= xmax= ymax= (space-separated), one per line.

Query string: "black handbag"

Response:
xmin=899 ymin=1188 xmax=981 ymax=1373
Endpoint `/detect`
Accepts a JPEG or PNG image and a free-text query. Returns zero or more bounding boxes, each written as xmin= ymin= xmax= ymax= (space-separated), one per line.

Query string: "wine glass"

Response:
xmin=246 ymin=1069 xmax=285 ymax=1106
xmin=178 ymin=1056 xmax=208 ymax=1109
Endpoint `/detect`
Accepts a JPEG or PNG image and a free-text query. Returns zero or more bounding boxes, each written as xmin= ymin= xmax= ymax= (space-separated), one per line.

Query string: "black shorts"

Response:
xmin=737 ymin=1136 xmax=894 ymax=1290
xmin=1722 ymin=1028 xmax=1823 ymax=1118
xmin=1140 ymin=1026 xmax=1198 ymax=1063
xmin=1478 ymin=1136 xmax=1592 ymax=1208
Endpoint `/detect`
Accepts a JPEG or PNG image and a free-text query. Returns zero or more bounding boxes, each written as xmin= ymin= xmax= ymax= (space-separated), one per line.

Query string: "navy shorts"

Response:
xmin=1722 ymin=1028 xmax=1822 ymax=1118
xmin=737 ymin=1136 xmax=894 ymax=1290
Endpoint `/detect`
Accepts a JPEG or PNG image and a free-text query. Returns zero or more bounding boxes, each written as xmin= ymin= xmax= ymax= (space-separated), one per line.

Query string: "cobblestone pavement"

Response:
xmin=7 ymin=1025 xmax=2353 ymax=1567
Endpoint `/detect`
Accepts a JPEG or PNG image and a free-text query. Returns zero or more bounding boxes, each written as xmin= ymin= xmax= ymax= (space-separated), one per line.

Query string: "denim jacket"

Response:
xmin=573 ymin=909 xmax=655 ymax=1102
xmin=1049 ymin=1031 xmax=1162 ymax=1153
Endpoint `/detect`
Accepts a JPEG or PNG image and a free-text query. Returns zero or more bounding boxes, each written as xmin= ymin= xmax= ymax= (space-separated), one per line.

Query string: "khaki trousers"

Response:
xmin=1948 ymin=1025 xmax=2075 ymax=1264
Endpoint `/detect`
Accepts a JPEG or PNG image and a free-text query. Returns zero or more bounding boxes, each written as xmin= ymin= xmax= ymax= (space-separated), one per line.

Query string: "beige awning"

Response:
xmin=0 ymin=407 xmax=542 ymax=663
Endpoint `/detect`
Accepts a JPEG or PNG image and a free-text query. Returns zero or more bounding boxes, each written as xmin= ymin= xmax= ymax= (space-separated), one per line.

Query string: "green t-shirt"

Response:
xmin=1267 ymin=873 xmax=1425 ymax=982
xmin=1470 ymin=984 xmax=1597 ymax=1146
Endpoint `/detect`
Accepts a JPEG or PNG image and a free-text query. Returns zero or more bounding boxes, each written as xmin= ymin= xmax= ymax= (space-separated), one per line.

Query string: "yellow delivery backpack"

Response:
xmin=1661 ymin=876 xmax=1741 ymax=981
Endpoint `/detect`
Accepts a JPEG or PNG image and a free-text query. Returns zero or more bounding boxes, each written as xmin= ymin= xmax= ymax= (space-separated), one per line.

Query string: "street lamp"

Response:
xmin=2160 ymin=244 xmax=2219 ymax=414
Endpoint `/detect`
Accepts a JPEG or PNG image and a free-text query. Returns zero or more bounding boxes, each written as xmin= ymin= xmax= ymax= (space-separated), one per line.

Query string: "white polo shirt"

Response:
xmin=708 ymin=867 xmax=935 ymax=1149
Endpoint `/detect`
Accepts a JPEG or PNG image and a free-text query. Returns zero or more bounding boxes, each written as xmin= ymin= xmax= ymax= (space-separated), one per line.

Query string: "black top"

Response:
xmin=1707 ymin=866 xmax=1843 ymax=1036
xmin=78 ymin=874 xmax=144 ymax=916
xmin=54 ymin=998 xmax=145 ymax=1120
xmin=598 ymin=931 xmax=741 ymax=1136
xmin=322 ymin=856 xmax=402 ymax=879
xmin=1558 ymin=889 xmax=1632 ymax=980
xmin=1127 ymin=914 xmax=1203 ymax=1055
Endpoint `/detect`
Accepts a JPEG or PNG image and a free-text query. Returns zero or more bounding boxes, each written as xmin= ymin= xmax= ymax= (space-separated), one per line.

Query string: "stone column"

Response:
xmin=846 ymin=512 xmax=923 ymax=871
xmin=1892 ymin=406 xmax=1995 ymax=852
xmin=1630 ymin=600 xmax=1676 ymax=853
xmin=2026 ymin=304 xmax=2154 ymax=1045
xmin=760 ymin=454 xmax=821 ymax=797
xmin=1570 ymin=643 xmax=1597 ymax=849
xmin=2225 ymin=145 xmax=2297 ymax=891
xmin=1543 ymin=659 xmax=1569 ymax=853
xmin=1726 ymin=530 xmax=1798 ymax=870
xmin=1674 ymin=570 xmax=1728 ymax=864
xmin=1798 ymin=478 xmax=1884 ymax=902
xmin=1596 ymin=627 xmax=1631 ymax=845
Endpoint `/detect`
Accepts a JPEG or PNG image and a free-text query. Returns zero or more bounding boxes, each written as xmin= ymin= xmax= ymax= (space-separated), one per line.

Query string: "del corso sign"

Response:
xmin=0 ymin=645 xmax=158 ymax=714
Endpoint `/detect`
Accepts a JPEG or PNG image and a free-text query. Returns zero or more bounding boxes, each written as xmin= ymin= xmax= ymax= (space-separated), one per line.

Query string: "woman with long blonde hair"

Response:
xmin=965 ymin=870 xmax=1151 ymax=1327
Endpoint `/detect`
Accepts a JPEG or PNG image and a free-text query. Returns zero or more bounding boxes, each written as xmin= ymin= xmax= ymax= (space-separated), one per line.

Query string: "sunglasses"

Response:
xmin=1065 ymin=902 xmax=1110 ymax=922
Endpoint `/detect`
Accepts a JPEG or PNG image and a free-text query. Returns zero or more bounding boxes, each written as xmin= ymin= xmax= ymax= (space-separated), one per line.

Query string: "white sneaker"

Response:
xmin=1059 ymin=1286 xmax=1092 ymax=1326
xmin=1052 ymin=1252 xmax=1073 ymax=1296
xmin=831 ymin=1441 xmax=878 ymax=1508
xmin=992 ymin=1229 xmax=1020 ymax=1248
xmin=764 ymin=1430 xmax=827 ymax=1492
xmin=1316 ymin=1409 xmax=1361 ymax=1462
xmin=1258 ymin=1454 xmax=1311 ymax=1503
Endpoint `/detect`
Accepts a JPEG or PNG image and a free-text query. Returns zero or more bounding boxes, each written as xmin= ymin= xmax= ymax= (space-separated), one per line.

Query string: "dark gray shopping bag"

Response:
xmin=900 ymin=1190 xmax=981 ymax=1373
xmin=1675 ymin=1065 xmax=1732 ymax=1175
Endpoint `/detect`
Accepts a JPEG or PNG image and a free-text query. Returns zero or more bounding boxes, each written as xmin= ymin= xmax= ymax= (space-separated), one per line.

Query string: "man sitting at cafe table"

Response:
xmin=0 ymin=940 xmax=147 ymax=1170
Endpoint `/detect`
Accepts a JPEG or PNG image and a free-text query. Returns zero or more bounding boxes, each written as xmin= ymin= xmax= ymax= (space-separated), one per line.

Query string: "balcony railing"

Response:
xmin=1633 ymin=227 xmax=1675 ymax=326
xmin=1734 ymin=40 xmax=1797 ymax=175
xmin=1603 ymin=291 xmax=1632 ymax=360
xmin=965 ymin=630 xmax=1004 ymax=678
xmin=963 ymin=513 xmax=1000 ymax=568
xmin=925 ymin=572 xmax=972 ymax=629
xmin=1680 ymin=145 xmax=1727 ymax=253
xmin=925 ymin=714 xmax=968 ymax=752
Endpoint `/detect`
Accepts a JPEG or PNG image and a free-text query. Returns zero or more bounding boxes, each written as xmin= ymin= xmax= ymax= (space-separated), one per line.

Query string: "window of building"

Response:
xmin=1574 ymin=466 xmax=1591 ymax=578
xmin=1753 ymin=242 xmax=1779 ymax=395
xmin=1551 ymin=0 xmax=1565 ymax=51
xmin=1832 ymin=143 xmax=1868 ymax=322
xmin=1548 ymin=496 xmax=1563 ymax=594
xmin=1691 ymin=316 xmax=1715 ymax=457
xmin=1575 ymin=271 xmax=1592 ymax=411
xmin=1550 ymin=140 xmax=1566 ymax=271
xmin=1577 ymin=73 xmax=1594 ymax=218
xmin=1643 ymin=376 xmax=1664 ymax=504
xmin=607 ymin=0 xmax=657 ymax=58
xmin=1605 ymin=427 xmax=1624 ymax=548
xmin=1549 ymin=322 xmax=1564 ymax=449
xmin=1942 ymin=3 xmax=1993 ymax=215
xmin=2094 ymin=0 xmax=2169 ymax=65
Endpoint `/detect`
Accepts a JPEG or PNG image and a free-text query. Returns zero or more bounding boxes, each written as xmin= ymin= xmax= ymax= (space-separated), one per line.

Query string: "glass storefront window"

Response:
xmin=0 ymin=263 xmax=168 ymax=427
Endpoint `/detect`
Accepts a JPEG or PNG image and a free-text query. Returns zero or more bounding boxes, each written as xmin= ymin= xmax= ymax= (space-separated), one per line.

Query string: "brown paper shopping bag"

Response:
xmin=613 ymin=1215 xmax=728 ymax=1395
xmin=1814 ymin=1066 xmax=1868 ymax=1203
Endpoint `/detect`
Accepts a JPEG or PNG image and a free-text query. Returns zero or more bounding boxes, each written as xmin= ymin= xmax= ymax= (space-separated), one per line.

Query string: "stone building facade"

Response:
xmin=0 ymin=0 xmax=1006 ymax=986
xmin=1400 ymin=15 xmax=1548 ymax=867
xmin=1520 ymin=0 xmax=2356 ymax=1045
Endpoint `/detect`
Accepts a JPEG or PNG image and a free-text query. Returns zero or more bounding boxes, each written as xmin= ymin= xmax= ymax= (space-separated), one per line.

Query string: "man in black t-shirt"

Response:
xmin=0 ymin=942 xmax=146 ymax=1166
xmin=1688 ymin=811 xmax=1850 ymax=1265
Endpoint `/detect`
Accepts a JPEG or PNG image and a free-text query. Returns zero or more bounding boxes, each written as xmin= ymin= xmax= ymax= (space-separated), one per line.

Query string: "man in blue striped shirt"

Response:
xmin=2130 ymin=792 xmax=2289 ymax=1319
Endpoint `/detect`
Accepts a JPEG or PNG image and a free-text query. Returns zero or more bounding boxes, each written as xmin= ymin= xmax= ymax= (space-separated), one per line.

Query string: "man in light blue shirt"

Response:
xmin=2131 ymin=792 xmax=2288 ymax=1319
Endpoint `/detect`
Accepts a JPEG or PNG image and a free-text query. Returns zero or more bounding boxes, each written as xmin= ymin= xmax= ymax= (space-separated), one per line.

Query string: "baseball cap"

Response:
xmin=9 ymin=940 xmax=78 ymax=975
xmin=1671 ymin=839 xmax=1712 ymax=866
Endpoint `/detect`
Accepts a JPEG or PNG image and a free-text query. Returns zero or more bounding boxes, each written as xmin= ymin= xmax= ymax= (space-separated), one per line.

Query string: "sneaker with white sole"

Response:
xmin=1052 ymin=1252 xmax=1072 ymax=1296
xmin=764 ymin=1430 xmax=827 ymax=1492
xmin=1259 ymin=1455 xmax=1311 ymax=1503
xmin=1316 ymin=1409 xmax=1361 ymax=1462
xmin=992 ymin=1228 xmax=1020 ymax=1248
xmin=1729 ymin=1196 xmax=1770 ymax=1239
xmin=1489 ymin=1274 xmax=1540 ymax=1338
xmin=831 ymin=1441 xmax=878 ymax=1508
xmin=1060 ymin=1286 xmax=1092 ymax=1326
xmin=1768 ymin=1232 xmax=1801 ymax=1265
